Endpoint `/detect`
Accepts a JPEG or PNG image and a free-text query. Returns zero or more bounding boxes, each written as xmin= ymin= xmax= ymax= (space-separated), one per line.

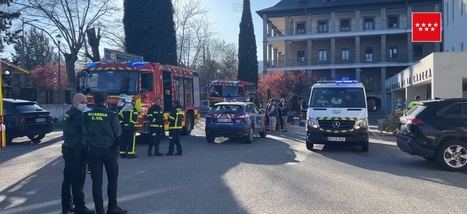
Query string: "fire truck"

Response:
xmin=208 ymin=80 xmax=257 ymax=106
xmin=78 ymin=61 xmax=200 ymax=136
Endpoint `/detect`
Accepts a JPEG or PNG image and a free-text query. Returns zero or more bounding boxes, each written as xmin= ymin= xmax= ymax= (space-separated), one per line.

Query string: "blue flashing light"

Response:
xmin=128 ymin=61 xmax=149 ymax=67
xmin=86 ymin=62 xmax=100 ymax=68
xmin=336 ymin=80 xmax=358 ymax=84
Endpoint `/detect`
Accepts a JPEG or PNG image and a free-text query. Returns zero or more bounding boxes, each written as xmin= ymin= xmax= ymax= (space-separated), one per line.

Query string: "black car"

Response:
xmin=205 ymin=102 xmax=266 ymax=144
xmin=397 ymin=98 xmax=467 ymax=171
xmin=3 ymin=99 xmax=54 ymax=144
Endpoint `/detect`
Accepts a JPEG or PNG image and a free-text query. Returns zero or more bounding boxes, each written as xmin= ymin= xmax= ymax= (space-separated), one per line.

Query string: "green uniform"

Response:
xmin=147 ymin=104 xmax=164 ymax=156
xmin=167 ymin=108 xmax=184 ymax=155
xmin=118 ymin=107 xmax=138 ymax=157
xmin=84 ymin=105 xmax=122 ymax=148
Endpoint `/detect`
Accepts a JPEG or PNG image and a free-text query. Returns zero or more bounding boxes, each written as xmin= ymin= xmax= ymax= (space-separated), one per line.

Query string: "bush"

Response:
xmin=384 ymin=109 xmax=404 ymax=133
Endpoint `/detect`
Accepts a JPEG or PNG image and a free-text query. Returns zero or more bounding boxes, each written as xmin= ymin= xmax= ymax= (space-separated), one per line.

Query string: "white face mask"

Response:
xmin=78 ymin=104 xmax=87 ymax=112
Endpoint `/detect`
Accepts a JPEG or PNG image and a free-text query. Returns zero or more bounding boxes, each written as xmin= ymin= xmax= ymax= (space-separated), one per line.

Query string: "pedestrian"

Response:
xmin=117 ymin=96 xmax=138 ymax=159
xmin=147 ymin=99 xmax=164 ymax=156
xmin=408 ymin=95 xmax=421 ymax=110
xmin=279 ymin=98 xmax=289 ymax=132
xmin=61 ymin=93 xmax=94 ymax=214
xmin=267 ymin=99 xmax=278 ymax=131
xmin=84 ymin=91 xmax=127 ymax=214
xmin=167 ymin=101 xmax=184 ymax=156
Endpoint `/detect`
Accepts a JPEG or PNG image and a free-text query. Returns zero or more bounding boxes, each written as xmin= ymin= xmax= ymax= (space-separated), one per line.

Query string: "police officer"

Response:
xmin=84 ymin=91 xmax=127 ymax=214
xmin=147 ymin=100 xmax=164 ymax=156
xmin=167 ymin=101 xmax=184 ymax=156
xmin=117 ymin=96 xmax=138 ymax=158
xmin=61 ymin=93 xmax=94 ymax=214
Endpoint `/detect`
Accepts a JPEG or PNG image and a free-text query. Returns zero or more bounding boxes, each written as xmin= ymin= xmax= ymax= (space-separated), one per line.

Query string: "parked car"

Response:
xmin=397 ymin=98 xmax=467 ymax=171
xmin=3 ymin=99 xmax=54 ymax=144
xmin=205 ymin=102 xmax=266 ymax=144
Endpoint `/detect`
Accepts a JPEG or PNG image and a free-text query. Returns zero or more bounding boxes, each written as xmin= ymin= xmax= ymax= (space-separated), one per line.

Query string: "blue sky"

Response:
xmin=198 ymin=0 xmax=280 ymax=60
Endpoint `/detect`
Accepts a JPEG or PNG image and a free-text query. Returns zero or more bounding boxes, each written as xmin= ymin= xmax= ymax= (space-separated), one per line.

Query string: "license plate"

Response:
xmin=217 ymin=118 xmax=232 ymax=123
xmin=35 ymin=118 xmax=46 ymax=123
xmin=327 ymin=137 xmax=346 ymax=142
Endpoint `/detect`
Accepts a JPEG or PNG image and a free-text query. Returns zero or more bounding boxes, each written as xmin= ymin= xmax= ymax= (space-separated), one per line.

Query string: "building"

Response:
xmin=257 ymin=0 xmax=441 ymax=113
xmin=443 ymin=0 xmax=467 ymax=52
xmin=385 ymin=52 xmax=467 ymax=112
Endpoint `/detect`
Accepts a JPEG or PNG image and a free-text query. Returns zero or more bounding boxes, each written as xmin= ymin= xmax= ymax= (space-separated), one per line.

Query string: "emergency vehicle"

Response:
xmin=78 ymin=61 xmax=201 ymax=136
xmin=306 ymin=80 xmax=369 ymax=152
xmin=208 ymin=80 xmax=256 ymax=106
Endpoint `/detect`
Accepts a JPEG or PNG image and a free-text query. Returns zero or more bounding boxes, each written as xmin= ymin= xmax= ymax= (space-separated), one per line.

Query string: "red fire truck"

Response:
xmin=208 ymin=80 xmax=257 ymax=106
xmin=78 ymin=61 xmax=200 ymax=135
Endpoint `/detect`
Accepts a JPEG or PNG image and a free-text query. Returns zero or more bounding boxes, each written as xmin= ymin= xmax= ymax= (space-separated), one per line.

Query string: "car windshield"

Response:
xmin=309 ymin=87 xmax=366 ymax=108
xmin=83 ymin=71 xmax=139 ymax=95
xmin=212 ymin=105 xmax=243 ymax=113
xmin=209 ymin=85 xmax=239 ymax=97
xmin=14 ymin=103 xmax=44 ymax=112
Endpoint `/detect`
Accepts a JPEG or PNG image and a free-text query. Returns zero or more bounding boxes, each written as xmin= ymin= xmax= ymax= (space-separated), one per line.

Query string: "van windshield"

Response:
xmin=309 ymin=87 xmax=366 ymax=108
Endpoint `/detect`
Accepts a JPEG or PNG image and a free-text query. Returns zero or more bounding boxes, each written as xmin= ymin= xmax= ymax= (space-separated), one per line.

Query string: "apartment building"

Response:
xmin=257 ymin=0 xmax=441 ymax=113
xmin=444 ymin=0 xmax=467 ymax=52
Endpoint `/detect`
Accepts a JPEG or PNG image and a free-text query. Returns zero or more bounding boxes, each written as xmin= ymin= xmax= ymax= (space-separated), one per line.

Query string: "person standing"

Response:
xmin=84 ymin=92 xmax=127 ymax=214
xmin=147 ymin=100 xmax=164 ymax=156
xmin=167 ymin=101 xmax=184 ymax=156
xmin=279 ymin=98 xmax=289 ymax=132
xmin=408 ymin=96 xmax=421 ymax=110
xmin=117 ymin=96 xmax=138 ymax=159
xmin=61 ymin=93 xmax=94 ymax=214
xmin=267 ymin=100 xmax=278 ymax=131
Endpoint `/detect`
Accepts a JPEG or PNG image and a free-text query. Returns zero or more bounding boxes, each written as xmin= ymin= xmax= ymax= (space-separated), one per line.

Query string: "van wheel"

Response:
xmin=437 ymin=140 xmax=467 ymax=171
xmin=306 ymin=140 xmax=314 ymax=151
xmin=28 ymin=134 xmax=45 ymax=144
xmin=361 ymin=141 xmax=369 ymax=152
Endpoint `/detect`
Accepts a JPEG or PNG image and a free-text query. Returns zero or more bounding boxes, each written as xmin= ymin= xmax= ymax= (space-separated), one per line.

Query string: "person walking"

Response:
xmin=117 ymin=96 xmax=138 ymax=159
xmin=84 ymin=92 xmax=127 ymax=214
xmin=279 ymin=98 xmax=289 ymax=132
xmin=61 ymin=93 xmax=94 ymax=214
xmin=147 ymin=100 xmax=164 ymax=156
xmin=267 ymin=99 xmax=278 ymax=131
xmin=167 ymin=101 xmax=184 ymax=156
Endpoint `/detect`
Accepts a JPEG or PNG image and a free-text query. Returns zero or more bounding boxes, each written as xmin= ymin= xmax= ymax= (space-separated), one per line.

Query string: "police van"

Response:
xmin=306 ymin=80 xmax=369 ymax=152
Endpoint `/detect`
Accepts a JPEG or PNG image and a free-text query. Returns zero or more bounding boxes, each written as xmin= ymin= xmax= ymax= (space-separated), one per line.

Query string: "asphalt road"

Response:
xmin=0 ymin=120 xmax=466 ymax=214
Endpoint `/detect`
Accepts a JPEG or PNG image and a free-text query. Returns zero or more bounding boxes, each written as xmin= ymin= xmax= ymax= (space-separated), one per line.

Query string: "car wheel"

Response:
xmin=206 ymin=135 xmax=215 ymax=144
xmin=28 ymin=134 xmax=46 ymax=144
xmin=361 ymin=141 xmax=369 ymax=152
xmin=306 ymin=140 xmax=314 ymax=151
xmin=437 ymin=140 xmax=467 ymax=171
xmin=259 ymin=129 xmax=267 ymax=138
xmin=245 ymin=127 xmax=254 ymax=144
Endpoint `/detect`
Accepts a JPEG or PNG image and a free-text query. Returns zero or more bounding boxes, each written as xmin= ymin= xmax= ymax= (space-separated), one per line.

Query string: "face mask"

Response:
xmin=78 ymin=104 xmax=87 ymax=112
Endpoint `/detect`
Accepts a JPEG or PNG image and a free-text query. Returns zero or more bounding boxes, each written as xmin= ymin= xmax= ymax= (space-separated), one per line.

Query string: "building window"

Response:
xmin=387 ymin=15 xmax=399 ymax=29
xmin=414 ymin=45 xmax=423 ymax=58
xmin=340 ymin=19 xmax=351 ymax=32
xmin=388 ymin=46 xmax=398 ymax=59
xmin=363 ymin=17 xmax=375 ymax=30
xmin=341 ymin=48 xmax=350 ymax=61
xmin=318 ymin=49 xmax=328 ymax=61
xmin=296 ymin=22 xmax=306 ymax=34
xmin=364 ymin=47 xmax=374 ymax=62
xmin=297 ymin=50 xmax=305 ymax=62
xmin=318 ymin=20 xmax=329 ymax=33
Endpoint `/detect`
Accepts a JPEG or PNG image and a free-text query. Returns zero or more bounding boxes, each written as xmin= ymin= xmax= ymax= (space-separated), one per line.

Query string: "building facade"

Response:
xmin=257 ymin=0 xmax=441 ymax=113
xmin=443 ymin=0 xmax=467 ymax=52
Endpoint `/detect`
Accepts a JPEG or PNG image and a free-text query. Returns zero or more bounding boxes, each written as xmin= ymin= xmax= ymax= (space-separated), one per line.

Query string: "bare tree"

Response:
xmin=85 ymin=27 xmax=101 ymax=62
xmin=17 ymin=0 xmax=116 ymax=91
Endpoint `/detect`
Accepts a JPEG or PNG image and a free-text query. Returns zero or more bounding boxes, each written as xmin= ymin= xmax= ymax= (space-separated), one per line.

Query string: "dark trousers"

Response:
xmin=168 ymin=130 xmax=182 ymax=155
xmin=148 ymin=128 xmax=163 ymax=154
xmin=89 ymin=145 xmax=119 ymax=214
xmin=61 ymin=146 xmax=87 ymax=211
xmin=120 ymin=127 xmax=136 ymax=156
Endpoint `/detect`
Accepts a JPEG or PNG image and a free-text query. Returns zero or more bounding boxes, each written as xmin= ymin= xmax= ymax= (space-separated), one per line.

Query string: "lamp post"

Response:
xmin=55 ymin=34 xmax=62 ymax=90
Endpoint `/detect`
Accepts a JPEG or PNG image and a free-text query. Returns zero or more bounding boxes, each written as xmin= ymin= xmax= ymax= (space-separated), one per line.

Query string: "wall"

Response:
xmin=40 ymin=104 xmax=71 ymax=122
xmin=444 ymin=0 xmax=467 ymax=52
xmin=432 ymin=52 xmax=467 ymax=98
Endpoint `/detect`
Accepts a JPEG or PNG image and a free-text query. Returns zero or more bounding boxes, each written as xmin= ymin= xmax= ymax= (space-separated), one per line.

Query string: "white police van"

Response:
xmin=306 ymin=80 xmax=369 ymax=152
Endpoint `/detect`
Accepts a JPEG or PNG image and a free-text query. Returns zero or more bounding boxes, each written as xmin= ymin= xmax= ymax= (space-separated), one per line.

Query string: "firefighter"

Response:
xmin=147 ymin=100 xmax=164 ymax=156
xmin=167 ymin=101 xmax=184 ymax=156
xmin=118 ymin=96 xmax=138 ymax=159
xmin=83 ymin=91 xmax=127 ymax=214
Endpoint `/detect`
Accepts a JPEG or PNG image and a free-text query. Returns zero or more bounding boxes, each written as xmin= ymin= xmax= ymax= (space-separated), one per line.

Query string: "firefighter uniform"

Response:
xmin=167 ymin=103 xmax=184 ymax=156
xmin=147 ymin=104 xmax=164 ymax=156
xmin=118 ymin=107 xmax=139 ymax=158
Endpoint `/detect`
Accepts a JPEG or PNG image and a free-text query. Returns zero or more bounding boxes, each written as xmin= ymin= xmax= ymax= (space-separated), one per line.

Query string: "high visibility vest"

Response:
xmin=149 ymin=110 xmax=163 ymax=128
xmin=169 ymin=108 xmax=184 ymax=130
xmin=118 ymin=108 xmax=138 ymax=127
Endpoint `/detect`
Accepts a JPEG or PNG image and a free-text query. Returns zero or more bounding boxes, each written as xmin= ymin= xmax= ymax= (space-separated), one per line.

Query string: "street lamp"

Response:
xmin=55 ymin=34 xmax=62 ymax=90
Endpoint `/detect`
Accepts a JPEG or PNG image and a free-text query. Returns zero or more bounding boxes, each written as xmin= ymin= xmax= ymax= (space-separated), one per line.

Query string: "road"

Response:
xmin=0 ymin=120 xmax=466 ymax=214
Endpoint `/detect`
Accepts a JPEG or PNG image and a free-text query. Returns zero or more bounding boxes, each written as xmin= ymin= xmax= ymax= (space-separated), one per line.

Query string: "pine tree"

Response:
xmin=13 ymin=28 xmax=56 ymax=70
xmin=124 ymin=0 xmax=177 ymax=65
xmin=237 ymin=0 xmax=258 ymax=85
xmin=0 ymin=0 xmax=20 ymax=51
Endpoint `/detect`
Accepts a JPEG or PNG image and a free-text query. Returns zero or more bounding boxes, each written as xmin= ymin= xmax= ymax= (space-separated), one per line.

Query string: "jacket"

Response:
xmin=148 ymin=104 xmax=164 ymax=130
xmin=118 ymin=107 xmax=139 ymax=129
xmin=169 ymin=108 xmax=184 ymax=131
xmin=84 ymin=105 xmax=122 ymax=148
xmin=63 ymin=107 xmax=85 ymax=149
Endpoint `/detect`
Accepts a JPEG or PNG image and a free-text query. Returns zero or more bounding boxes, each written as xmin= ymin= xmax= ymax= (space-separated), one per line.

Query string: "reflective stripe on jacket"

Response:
xmin=118 ymin=108 xmax=138 ymax=127
xmin=169 ymin=108 xmax=184 ymax=130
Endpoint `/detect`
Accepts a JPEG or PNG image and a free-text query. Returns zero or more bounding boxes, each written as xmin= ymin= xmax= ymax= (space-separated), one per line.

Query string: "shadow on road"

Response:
xmin=0 ymin=134 xmax=63 ymax=164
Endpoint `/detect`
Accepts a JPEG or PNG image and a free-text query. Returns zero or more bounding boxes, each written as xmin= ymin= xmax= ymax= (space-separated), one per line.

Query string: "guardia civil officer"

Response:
xmin=147 ymin=99 xmax=164 ymax=156
xmin=166 ymin=101 xmax=184 ymax=156
xmin=84 ymin=91 xmax=127 ymax=214
xmin=117 ymin=96 xmax=138 ymax=158
xmin=61 ymin=93 xmax=94 ymax=214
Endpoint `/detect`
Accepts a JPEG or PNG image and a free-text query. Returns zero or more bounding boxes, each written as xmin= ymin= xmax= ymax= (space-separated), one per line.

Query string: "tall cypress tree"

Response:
xmin=124 ymin=0 xmax=177 ymax=65
xmin=237 ymin=0 xmax=258 ymax=85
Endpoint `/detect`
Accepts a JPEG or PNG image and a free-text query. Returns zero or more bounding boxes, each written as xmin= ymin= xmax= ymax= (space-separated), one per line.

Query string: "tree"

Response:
xmin=258 ymin=71 xmax=311 ymax=105
xmin=85 ymin=27 xmax=101 ymax=62
xmin=0 ymin=0 xmax=21 ymax=51
xmin=19 ymin=0 xmax=115 ymax=92
xmin=237 ymin=0 xmax=258 ymax=85
xmin=124 ymin=0 xmax=177 ymax=65
xmin=30 ymin=63 xmax=67 ymax=89
xmin=12 ymin=28 xmax=56 ymax=70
